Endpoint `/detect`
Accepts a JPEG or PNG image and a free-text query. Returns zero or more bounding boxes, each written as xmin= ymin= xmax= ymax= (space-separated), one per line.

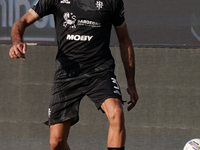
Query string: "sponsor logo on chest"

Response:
xmin=66 ymin=34 xmax=93 ymax=41
xmin=77 ymin=20 xmax=101 ymax=27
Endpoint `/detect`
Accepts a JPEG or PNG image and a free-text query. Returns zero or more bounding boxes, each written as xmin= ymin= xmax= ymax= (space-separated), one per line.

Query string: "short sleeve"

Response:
xmin=30 ymin=0 xmax=54 ymax=18
xmin=112 ymin=0 xmax=125 ymax=27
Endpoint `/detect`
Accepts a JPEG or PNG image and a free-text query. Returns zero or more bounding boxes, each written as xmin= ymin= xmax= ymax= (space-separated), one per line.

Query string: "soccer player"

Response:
xmin=9 ymin=0 xmax=139 ymax=150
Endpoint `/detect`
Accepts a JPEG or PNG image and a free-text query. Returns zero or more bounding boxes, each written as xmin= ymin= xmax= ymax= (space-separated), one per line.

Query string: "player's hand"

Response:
xmin=9 ymin=42 xmax=27 ymax=60
xmin=127 ymin=85 xmax=139 ymax=111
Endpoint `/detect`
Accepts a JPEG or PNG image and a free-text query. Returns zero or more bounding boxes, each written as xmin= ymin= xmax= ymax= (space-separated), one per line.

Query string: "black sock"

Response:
xmin=108 ymin=147 xmax=125 ymax=150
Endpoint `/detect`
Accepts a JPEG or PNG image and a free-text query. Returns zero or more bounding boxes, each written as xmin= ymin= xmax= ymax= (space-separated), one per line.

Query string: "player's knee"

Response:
xmin=50 ymin=136 xmax=66 ymax=150
xmin=108 ymin=108 xmax=125 ymax=129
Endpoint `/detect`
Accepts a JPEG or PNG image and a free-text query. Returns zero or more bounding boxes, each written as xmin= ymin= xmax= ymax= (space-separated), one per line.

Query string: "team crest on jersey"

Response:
xmin=63 ymin=12 xmax=77 ymax=28
xmin=61 ymin=0 xmax=71 ymax=4
xmin=95 ymin=1 xmax=103 ymax=10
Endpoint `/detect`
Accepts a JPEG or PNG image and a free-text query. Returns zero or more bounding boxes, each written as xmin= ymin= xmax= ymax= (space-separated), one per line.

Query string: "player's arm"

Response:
xmin=115 ymin=23 xmax=139 ymax=111
xmin=9 ymin=11 xmax=37 ymax=60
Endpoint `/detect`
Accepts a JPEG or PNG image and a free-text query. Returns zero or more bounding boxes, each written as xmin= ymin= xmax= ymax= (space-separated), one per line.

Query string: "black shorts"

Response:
xmin=45 ymin=72 xmax=123 ymax=126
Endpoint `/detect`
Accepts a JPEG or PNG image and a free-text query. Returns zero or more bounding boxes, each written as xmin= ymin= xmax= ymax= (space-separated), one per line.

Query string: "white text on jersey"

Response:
xmin=61 ymin=0 xmax=71 ymax=4
xmin=66 ymin=34 xmax=93 ymax=41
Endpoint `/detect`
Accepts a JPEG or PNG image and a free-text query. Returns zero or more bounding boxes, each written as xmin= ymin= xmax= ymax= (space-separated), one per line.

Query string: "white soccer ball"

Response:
xmin=183 ymin=139 xmax=200 ymax=150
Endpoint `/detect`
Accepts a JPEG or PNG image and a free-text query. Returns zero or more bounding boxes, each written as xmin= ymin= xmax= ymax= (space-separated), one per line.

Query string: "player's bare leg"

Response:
xmin=50 ymin=120 xmax=72 ymax=150
xmin=101 ymin=98 xmax=126 ymax=149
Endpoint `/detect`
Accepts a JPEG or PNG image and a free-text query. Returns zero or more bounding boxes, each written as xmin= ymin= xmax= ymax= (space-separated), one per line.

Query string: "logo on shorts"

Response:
xmin=120 ymin=6 xmax=125 ymax=17
xmin=48 ymin=108 xmax=51 ymax=118
xmin=111 ymin=77 xmax=121 ymax=96
xmin=63 ymin=12 xmax=76 ymax=28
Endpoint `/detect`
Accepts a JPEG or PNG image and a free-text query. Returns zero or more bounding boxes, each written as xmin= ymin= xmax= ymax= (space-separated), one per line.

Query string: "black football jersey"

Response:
xmin=30 ymin=0 xmax=125 ymax=81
